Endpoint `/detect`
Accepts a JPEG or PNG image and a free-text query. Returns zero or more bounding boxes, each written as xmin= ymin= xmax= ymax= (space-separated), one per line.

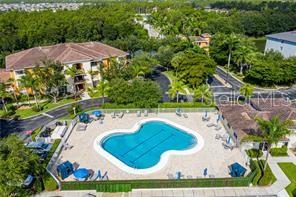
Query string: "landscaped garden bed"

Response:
xmin=278 ymin=162 xmax=296 ymax=197
xmin=270 ymin=146 xmax=288 ymax=157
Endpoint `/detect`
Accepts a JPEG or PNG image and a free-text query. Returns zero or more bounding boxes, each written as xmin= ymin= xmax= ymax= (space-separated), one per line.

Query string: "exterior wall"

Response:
xmin=287 ymin=132 xmax=296 ymax=148
xmin=265 ymin=37 xmax=296 ymax=58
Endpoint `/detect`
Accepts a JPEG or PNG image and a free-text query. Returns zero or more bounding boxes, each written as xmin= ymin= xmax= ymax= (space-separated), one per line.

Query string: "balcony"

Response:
xmin=74 ymin=76 xmax=85 ymax=84
xmin=75 ymin=69 xmax=86 ymax=76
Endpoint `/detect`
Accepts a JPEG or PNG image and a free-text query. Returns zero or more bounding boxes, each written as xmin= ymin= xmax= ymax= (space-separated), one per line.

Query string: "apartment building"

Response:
xmin=1 ymin=42 xmax=128 ymax=94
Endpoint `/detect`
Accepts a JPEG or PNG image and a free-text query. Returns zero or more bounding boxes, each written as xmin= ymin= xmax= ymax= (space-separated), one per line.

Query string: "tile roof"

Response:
xmin=0 ymin=69 xmax=11 ymax=83
xmin=266 ymin=30 xmax=296 ymax=43
xmin=218 ymin=98 xmax=296 ymax=140
xmin=5 ymin=42 xmax=128 ymax=70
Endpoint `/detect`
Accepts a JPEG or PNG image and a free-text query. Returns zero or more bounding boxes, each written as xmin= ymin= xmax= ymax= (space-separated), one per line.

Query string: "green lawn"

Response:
xmin=252 ymin=160 xmax=276 ymax=186
xmin=31 ymin=128 xmax=42 ymax=141
xmin=12 ymin=98 xmax=76 ymax=119
xmin=278 ymin=163 xmax=296 ymax=197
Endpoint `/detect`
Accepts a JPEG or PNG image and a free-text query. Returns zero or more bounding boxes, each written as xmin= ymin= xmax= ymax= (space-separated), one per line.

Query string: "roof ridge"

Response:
xmin=6 ymin=48 xmax=33 ymax=69
xmin=68 ymin=43 xmax=102 ymax=59
xmin=72 ymin=42 xmax=107 ymax=58
xmin=59 ymin=47 xmax=94 ymax=62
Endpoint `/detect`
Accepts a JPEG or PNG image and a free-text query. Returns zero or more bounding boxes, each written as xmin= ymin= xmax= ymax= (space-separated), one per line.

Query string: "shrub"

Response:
xmin=67 ymin=103 xmax=82 ymax=116
xmin=43 ymin=173 xmax=58 ymax=191
xmin=160 ymin=102 xmax=216 ymax=108
xmin=252 ymin=160 xmax=276 ymax=186
xmin=246 ymin=149 xmax=263 ymax=158
xmin=32 ymin=105 xmax=43 ymax=112
xmin=270 ymin=146 xmax=288 ymax=157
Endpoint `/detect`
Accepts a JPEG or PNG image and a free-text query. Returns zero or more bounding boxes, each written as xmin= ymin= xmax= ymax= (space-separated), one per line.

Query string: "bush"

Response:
xmin=252 ymin=160 xmax=276 ymax=186
xmin=67 ymin=103 xmax=82 ymax=116
xmin=32 ymin=105 xmax=43 ymax=112
xmin=270 ymin=146 xmax=288 ymax=157
xmin=246 ymin=149 xmax=263 ymax=158
xmin=43 ymin=173 xmax=58 ymax=191
xmin=160 ymin=102 xmax=216 ymax=108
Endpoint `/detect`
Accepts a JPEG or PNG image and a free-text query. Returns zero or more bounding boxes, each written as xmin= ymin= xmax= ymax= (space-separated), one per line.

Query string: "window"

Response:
xmin=91 ymin=62 xmax=97 ymax=67
xmin=15 ymin=70 xmax=24 ymax=75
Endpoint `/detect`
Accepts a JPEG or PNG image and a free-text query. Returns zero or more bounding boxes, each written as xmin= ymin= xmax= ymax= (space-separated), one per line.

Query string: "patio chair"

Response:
xmin=76 ymin=123 xmax=87 ymax=132
xmin=176 ymin=108 xmax=182 ymax=116
xmin=167 ymin=173 xmax=175 ymax=179
xmin=111 ymin=112 xmax=116 ymax=118
xmin=118 ymin=112 xmax=124 ymax=118
xmin=222 ymin=142 xmax=233 ymax=150
xmin=137 ymin=110 xmax=141 ymax=117
xmin=202 ymin=115 xmax=210 ymax=121
xmin=215 ymin=125 xmax=222 ymax=130
xmin=89 ymin=170 xmax=99 ymax=181
xmin=183 ymin=113 xmax=188 ymax=118
xmin=88 ymin=169 xmax=94 ymax=179
xmin=144 ymin=110 xmax=148 ymax=117
xmin=207 ymin=123 xmax=216 ymax=127
xmin=215 ymin=134 xmax=222 ymax=140
xmin=73 ymin=162 xmax=80 ymax=170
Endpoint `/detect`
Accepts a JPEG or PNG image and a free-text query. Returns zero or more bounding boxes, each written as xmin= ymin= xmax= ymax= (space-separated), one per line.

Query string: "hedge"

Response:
xmin=270 ymin=146 xmax=288 ymax=157
xmin=246 ymin=149 xmax=263 ymax=158
xmin=61 ymin=160 xmax=259 ymax=192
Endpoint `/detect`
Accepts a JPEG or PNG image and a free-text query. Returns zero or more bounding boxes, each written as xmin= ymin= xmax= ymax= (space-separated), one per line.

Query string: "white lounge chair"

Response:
xmin=137 ymin=110 xmax=141 ymax=117
xmin=76 ymin=123 xmax=87 ymax=131
xmin=118 ymin=112 xmax=124 ymax=118
xmin=183 ymin=113 xmax=188 ymax=118
xmin=111 ymin=112 xmax=116 ymax=118
xmin=207 ymin=123 xmax=216 ymax=127
xmin=144 ymin=110 xmax=148 ymax=117
xmin=215 ymin=125 xmax=222 ymax=130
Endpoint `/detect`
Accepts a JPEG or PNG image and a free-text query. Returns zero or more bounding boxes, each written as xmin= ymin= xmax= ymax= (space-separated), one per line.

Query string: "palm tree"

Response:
xmin=0 ymin=82 xmax=11 ymax=112
xmin=168 ymin=80 xmax=186 ymax=103
xmin=239 ymin=83 xmax=254 ymax=102
xmin=18 ymin=72 xmax=41 ymax=109
xmin=65 ymin=65 xmax=78 ymax=98
xmin=233 ymin=45 xmax=254 ymax=74
xmin=194 ymin=84 xmax=213 ymax=104
xmin=224 ymin=33 xmax=239 ymax=83
xmin=256 ymin=116 xmax=293 ymax=172
xmin=7 ymin=78 xmax=19 ymax=107
xmin=130 ymin=65 xmax=146 ymax=78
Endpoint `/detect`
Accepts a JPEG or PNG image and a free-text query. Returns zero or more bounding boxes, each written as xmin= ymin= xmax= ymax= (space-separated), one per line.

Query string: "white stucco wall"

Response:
xmin=265 ymin=38 xmax=296 ymax=58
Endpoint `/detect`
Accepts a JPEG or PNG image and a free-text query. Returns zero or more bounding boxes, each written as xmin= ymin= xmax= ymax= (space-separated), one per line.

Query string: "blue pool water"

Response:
xmin=101 ymin=121 xmax=197 ymax=169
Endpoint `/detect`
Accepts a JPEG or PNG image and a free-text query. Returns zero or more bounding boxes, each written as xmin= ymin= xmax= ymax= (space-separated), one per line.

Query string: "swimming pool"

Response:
xmin=94 ymin=118 xmax=204 ymax=174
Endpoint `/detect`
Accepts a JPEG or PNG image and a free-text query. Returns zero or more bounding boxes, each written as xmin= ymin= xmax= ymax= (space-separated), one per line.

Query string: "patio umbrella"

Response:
xmin=226 ymin=136 xmax=231 ymax=144
xmin=73 ymin=168 xmax=89 ymax=179
xmin=203 ymin=168 xmax=208 ymax=177
xmin=92 ymin=110 xmax=102 ymax=117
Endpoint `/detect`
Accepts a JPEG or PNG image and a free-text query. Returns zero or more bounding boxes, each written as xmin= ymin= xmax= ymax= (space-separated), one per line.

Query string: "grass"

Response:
xmin=14 ymin=98 xmax=76 ymax=119
xmin=31 ymin=127 xmax=42 ymax=141
xmin=246 ymin=149 xmax=263 ymax=158
xmin=252 ymin=160 xmax=276 ymax=186
xmin=278 ymin=163 xmax=296 ymax=197
xmin=270 ymin=146 xmax=288 ymax=157
xmin=41 ymin=139 xmax=61 ymax=191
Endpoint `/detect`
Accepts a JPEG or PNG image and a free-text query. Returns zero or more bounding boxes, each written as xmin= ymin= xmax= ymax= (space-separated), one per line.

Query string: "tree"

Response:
xmin=155 ymin=45 xmax=175 ymax=69
xmin=18 ymin=71 xmax=41 ymax=110
xmin=225 ymin=33 xmax=240 ymax=83
xmin=239 ymin=83 xmax=254 ymax=102
xmin=0 ymin=135 xmax=41 ymax=196
xmin=0 ymin=83 xmax=11 ymax=112
xmin=194 ymin=84 xmax=213 ymax=104
xmin=65 ymin=65 xmax=78 ymax=98
xmin=129 ymin=52 xmax=158 ymax=77
xmin=7 ymin=78 xmax=19 ymax=107
xmin=108 ymin=78 xmax=161 ymax=108
xmin=168 ymin=80 xmax=186 ymax=103
xmin=39 ymin=61 xmax=67 ymax=103
xmin=233 ymin=44 xmax=254 ymax=74
xmin=256 ymin=116 xmax=293 ymax=172
xmin=171 ymin=50 xmax=217 ymax=88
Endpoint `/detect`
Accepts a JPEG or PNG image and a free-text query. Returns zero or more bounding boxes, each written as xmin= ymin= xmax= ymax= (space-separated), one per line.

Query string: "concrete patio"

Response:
xmin=57 ymin=111 xmax=249 ymax=181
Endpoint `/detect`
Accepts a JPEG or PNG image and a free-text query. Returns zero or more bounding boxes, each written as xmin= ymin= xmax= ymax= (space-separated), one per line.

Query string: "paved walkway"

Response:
xmin=37 ymin=151 xmax=296 ymax=197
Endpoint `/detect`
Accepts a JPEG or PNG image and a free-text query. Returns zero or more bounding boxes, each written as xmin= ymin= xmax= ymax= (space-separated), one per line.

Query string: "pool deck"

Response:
xmin=57 ymin=112 xmax=249 ymax=181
